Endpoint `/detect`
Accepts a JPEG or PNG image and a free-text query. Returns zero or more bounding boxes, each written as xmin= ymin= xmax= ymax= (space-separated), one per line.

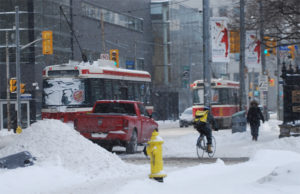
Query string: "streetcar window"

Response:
xmin=211 ymin=89 xmax=219 ymax=104
xmin=48 ymin=70 xmax=79 ymax=77
xmin=193 ymin=89 xmax=204 ymax=104
xmin=140 ymin=83 xmax=145 ymax=103
xmin=145 ymin=83 xmax=151 ymax=104
xmin=90 ymin=79 xmax=105 ymax=103
xmin=112 ymin=80 xmax=121 ymax=99
xmin=119 ymin=80 xmax=129 ymax=100
xmin=104 ymin=80 xmax=113 ymax=99
xmin=219 ymin=89 xmax=229 ymax=104
xmin=127 ymin=82 xmax=135 ymax=100
xmin=134 ymin=83 xmax=141 ymax=101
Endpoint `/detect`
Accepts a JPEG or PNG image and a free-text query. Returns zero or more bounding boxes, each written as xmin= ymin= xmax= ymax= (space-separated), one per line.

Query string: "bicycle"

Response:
xmin=196 ymin=134 xmax=216 ymax=158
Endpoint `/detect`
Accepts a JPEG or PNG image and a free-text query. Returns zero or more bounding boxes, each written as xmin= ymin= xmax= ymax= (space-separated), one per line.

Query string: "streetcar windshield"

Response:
xmin=193 ymin=88 xmax=219 ymax=104
xmin=193 ymin=88 xmax=238 ymax=105
xmin=43 ymin=78 xmax=86 ymax=106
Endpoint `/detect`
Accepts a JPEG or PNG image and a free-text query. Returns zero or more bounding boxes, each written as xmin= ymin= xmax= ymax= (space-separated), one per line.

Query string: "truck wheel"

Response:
xmin=126 ymin=130 xmax=137 ymax=154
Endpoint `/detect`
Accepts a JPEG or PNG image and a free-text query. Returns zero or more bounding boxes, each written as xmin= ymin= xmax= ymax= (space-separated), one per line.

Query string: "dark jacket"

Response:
xmin=247 ymin=104 xmax=264 ymax=126
xmin=206 ymin=112 xmax=217 ymax=129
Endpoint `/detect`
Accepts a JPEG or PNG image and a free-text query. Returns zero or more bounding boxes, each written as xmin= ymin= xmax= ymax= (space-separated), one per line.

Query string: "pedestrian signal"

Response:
xmin=110 ymin=49 xmax=119 ymax=67
xmin=269 ymin=78 xmax=275 ymax=87
xmin=42 ymin=31 xmax=53 ymax=55
xmin=9 ymin=78 xmax=17 ymax=93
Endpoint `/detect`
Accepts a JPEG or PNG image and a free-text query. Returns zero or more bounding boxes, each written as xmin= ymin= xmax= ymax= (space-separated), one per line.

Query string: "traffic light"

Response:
xmin=264 ymin=49 xmax=270 ymax=56
xmin=42 ymin=31 xmax=53 ymax=55
xmin=264 ymin=37 xmax=276 ymax=57
xmin=269 ymin=78 xmax=275 ymax=87
xmin=110 ymin=49 xmax=119 ymax=67
xmin=9 ymin=78 xmax=17 ymax=93
xmin=288 ymin=45 xmax=295 ymax=59
xmin=20 ymin=83 xmax=26 ymax=94
xmin=9 ymin=78 xmax=25 ymax=93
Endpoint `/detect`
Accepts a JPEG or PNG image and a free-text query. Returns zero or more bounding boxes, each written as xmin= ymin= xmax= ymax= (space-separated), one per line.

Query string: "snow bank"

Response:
xmin=117 ymin=150 xmax=300 ymax=194
xmin=157 ymin=120 xmax=179 ymax=129
xmin=0 ymin=120 xmax=137 ymax=178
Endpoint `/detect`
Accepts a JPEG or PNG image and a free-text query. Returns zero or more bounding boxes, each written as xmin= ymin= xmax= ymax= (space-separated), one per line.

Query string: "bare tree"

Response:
xmin=230 ymin=0 xmax=300 ymax=46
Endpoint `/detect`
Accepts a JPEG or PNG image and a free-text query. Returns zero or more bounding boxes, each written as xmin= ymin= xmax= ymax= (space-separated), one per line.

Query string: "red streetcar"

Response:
xmin=42 ymin=59 xmax=153 ymax=122
xmin=190 ymin=79 xmax=240 ymax=129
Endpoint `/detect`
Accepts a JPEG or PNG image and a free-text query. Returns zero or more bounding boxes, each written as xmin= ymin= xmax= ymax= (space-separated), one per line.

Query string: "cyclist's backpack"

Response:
xmin=194 ymin=110 xmax=208 ymax=128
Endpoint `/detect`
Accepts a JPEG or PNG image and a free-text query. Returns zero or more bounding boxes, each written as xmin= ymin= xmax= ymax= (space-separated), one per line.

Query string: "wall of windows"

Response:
xmin=81 ymin=2 xmax=143 ymax=32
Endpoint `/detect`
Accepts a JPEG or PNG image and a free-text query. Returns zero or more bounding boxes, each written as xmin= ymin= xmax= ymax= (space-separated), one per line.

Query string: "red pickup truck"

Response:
xmin=74 ymin=100 xmax=158 ymax=153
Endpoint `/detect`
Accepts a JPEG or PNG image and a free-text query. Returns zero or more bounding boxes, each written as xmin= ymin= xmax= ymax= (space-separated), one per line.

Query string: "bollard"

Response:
xmin=146 ymin=129 xmax=167 ymax=182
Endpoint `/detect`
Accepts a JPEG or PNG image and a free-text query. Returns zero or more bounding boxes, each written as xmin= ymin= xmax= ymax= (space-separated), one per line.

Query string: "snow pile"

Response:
xmin=258 ymin=162 xmax=300 ymax=185
xmin=157 ymin=120 xmax=179 ymax=129
xmin=0 ymin=120 xmax=137 ymax=178
xmin=117 ymin=150 xmax=300 ymax=194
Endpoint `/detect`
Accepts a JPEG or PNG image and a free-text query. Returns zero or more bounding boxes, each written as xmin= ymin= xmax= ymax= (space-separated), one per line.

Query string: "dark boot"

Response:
xmin=207 ymin=144 xmax=213 ymax=153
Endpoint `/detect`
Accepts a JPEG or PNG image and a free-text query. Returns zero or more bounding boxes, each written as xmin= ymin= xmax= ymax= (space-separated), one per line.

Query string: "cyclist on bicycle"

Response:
xmin=193 ymin=106 xmax=217 ymax=153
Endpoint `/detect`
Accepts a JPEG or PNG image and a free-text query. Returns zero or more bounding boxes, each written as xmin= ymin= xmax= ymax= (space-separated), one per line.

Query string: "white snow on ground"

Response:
xmin=160 ymin=117 xmax=300 ymax=158
xmin=0 ymin=114 xmax=300 ymax=194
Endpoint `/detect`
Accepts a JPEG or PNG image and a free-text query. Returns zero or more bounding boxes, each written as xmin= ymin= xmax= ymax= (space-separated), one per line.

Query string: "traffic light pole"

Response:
xmin=15 ymin=6 xmax=22 ymax=130
xmin=203 ymin=0 xmax=211 ymax=107
xmin=239 ymin=0 xmax=247 ymax=111
xmin=6 ymin=31 xmax=11 ymax=131
xmin=259 ymin=0 xmax=268 ymax=120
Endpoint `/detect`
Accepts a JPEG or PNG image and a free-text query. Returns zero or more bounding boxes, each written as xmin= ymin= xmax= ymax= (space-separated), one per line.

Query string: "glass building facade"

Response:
xmin=151 ymin=1 xmax=203 ymax=119
xmin=0 ymin=0 xmax=153 ymax=119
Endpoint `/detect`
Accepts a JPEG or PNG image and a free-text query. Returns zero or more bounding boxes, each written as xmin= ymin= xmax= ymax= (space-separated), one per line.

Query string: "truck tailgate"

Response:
xmin=75 ymin=114 xmax=125 ymax=133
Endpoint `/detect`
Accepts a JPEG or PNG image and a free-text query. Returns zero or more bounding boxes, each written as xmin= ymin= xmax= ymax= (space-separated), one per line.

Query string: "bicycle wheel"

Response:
xmin=207 ymin=136 xmax=216 ymax=158
xmin=196 ymin=135 xmax=206 ymax=158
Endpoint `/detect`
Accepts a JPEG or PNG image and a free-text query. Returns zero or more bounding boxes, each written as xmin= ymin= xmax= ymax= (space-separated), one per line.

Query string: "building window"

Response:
xmin=81 ymin=2 xmax=143 ymax=32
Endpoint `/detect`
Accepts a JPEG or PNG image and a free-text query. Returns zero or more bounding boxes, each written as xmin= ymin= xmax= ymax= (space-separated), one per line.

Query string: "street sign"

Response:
xmin=259 ymin=75 xmax=268 ymax=91
xmin=100 ymin=53 xmax=109 ymax=60
xmin=126 ymin=60 xmax=135 ymax=69
xmin=279 ymin=46 xmax=289 ymax=51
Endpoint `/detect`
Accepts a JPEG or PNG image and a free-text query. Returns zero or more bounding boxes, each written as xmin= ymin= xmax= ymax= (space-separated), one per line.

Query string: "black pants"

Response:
xmin=250 ymin=123 xmax=259 ymax=138
xmin=197 ymin=127 xmax=212 ymax=145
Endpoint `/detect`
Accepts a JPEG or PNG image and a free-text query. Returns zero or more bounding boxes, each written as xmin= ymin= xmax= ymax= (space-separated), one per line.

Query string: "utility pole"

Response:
xmin=259 ymin=0 xmax=266 ymax=75
xmin=70 ymin=0 xmax=74 ymax=60
xmin=163 ymin=2 xmax=169 ymax=85
xmin=6 ymin=31 xmax=11 ymax=131
xmin=101 ymin=12 xmax=106 ymax=53
xmin=15 ymin=6 xmax=22 ymax=131
xmin=239 ymin=0 xmax=246 ymax=111
xmin=252 ymin=68 xmax=255 ymax=100
xmin=203 ymin=0 xmax=211 ymax=107
xmin=259 ymin=0 xmax=268 ymax=120
xmin=276 ymin=43 xmax=280 ymax=120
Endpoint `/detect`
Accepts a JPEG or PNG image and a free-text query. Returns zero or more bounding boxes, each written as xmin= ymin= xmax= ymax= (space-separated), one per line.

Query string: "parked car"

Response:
xmin=179 ymin=107 xmax=194 ymax=128
xmin=74 ymin=100 xmax=158 ymax=153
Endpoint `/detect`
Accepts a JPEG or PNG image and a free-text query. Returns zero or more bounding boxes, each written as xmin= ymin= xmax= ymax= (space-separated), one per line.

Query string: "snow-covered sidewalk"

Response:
xmin=0 ymin=115 xmax=299 ymax=194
